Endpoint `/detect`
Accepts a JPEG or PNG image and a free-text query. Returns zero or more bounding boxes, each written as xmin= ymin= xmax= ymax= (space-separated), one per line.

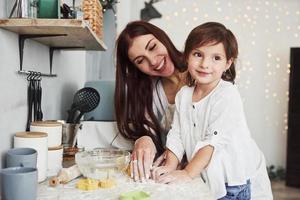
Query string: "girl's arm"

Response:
xmin=165 ymin=149 xmax=180 ymax=168
xmin=156 ymin=145 xmax=214 ymax=184
xmin=184 ymin=145 xmax=214 ymax=178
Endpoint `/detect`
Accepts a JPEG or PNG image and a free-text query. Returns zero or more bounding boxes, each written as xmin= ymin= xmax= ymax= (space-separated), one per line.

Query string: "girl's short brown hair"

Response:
xmin=184 ymin=22 xmax=238 ymax=86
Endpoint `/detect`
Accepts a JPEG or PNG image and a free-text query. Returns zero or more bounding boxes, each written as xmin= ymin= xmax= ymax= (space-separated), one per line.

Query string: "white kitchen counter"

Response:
xmin=37 ymin=176 xmax=214 ymax=200
xmin=38 ymin=121 xmax=214 ymax=199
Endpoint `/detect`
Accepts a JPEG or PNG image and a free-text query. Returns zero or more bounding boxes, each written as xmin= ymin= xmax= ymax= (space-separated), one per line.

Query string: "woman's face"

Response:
xmin=128 ymin=34 xmax=175 ymax=77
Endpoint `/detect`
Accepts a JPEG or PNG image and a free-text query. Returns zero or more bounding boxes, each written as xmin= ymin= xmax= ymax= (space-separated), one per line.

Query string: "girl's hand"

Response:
xmin=157 ymin=169 xmax=192 ymax=184
xmin=131 ymin=136 xmax=156 ymax=182
xmin=152 ymin=151 xmax=167 ymax=168
xmin=151 ymin=164 xmax=176 ymax=181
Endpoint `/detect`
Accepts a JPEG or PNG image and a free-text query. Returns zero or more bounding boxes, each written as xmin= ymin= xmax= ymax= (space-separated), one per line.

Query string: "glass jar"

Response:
xmin=29 ymin=0 xmax=38 ymax=18
xmin=6 ymin=0 xmax=37 ymax=18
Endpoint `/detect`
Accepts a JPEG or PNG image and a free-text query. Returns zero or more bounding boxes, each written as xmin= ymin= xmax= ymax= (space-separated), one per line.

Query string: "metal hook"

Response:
xmin=33 ymin=71 xmax=39 ymax=81
xmin=31 ymin=71 xmax=37 ymax=81
xmin=26 ymin=71 xmax=30 ymax=81
xmin=38 ymin=72 xmax=42 ymax=81
xmin=30 ymin=71 xmax=35 ymax=81
xmin=27 ymin=71 xmax=33 ymax=81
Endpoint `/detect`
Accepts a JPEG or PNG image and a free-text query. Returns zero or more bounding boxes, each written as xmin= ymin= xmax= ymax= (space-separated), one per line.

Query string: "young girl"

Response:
xmin=152 ymin=22 xmax=273 ymax=199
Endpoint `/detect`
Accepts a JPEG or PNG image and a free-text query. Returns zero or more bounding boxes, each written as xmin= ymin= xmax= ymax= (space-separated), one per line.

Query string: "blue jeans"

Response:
xmin=218 ymin=180 xmax=251 ymax=200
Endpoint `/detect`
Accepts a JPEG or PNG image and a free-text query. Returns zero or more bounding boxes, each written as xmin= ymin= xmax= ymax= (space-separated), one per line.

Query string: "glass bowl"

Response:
xmin=75 ymin=148 xmax=130 ymax=180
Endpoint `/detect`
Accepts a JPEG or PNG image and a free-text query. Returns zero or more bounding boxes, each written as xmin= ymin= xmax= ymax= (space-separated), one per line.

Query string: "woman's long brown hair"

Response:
xmin=115 ymin=21 xmax=185 ymax=155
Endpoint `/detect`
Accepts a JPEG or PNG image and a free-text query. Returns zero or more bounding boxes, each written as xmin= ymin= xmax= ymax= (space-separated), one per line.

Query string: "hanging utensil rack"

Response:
xmin=18 ymin=70 xmax=57 ymax=77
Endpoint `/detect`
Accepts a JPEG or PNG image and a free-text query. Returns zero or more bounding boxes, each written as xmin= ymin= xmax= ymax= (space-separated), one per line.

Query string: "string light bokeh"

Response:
xmin=148 ymin=0 xmax=300 ymax=167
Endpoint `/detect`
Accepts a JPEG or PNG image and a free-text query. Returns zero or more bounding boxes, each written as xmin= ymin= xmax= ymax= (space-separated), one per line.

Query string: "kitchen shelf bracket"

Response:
xmin=0 ymin=19 xmax=107 ymax=77
xmin=19 ymin=33 xmax=67 ymax=76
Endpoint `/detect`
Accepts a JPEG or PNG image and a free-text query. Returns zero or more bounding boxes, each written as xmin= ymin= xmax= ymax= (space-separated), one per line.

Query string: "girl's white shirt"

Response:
xmin=166 ymin=80 xmax=273 ymax=199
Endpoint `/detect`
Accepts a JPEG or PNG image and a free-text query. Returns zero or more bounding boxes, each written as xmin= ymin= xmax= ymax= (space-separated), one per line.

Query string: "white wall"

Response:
xmin=116 ymin=0 xmax=143 ymax=34
xmin=117 ymin=0 xmax=300 ymax=167
xmin=0 ymin=4 xmax=86 ymax=168
xmin=86 ymin=9 xmax=116 ymax=81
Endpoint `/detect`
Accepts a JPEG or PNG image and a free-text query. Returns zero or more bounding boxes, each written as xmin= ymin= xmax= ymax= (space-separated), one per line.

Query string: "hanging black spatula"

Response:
xmin=66 ymin=87 xmax=100 ymax=123
xmin=26 ymin=75 xmax=35 ymax=131
xmin=36 ymin=75 xmax=43 ymax=121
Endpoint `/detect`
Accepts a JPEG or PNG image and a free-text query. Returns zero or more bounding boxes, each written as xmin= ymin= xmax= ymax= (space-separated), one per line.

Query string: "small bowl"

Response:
xmin=75 ymin=148 xmax=130 ymax=180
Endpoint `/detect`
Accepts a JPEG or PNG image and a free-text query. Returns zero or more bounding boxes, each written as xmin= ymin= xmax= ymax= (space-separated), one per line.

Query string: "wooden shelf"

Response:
xmin=0 ymin=19 xmax=107 ymax=50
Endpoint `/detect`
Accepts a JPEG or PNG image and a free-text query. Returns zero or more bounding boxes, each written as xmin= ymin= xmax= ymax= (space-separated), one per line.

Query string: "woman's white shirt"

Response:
xmin=166 ymin=80 xmax=272 ymax=199
xmin=152 ymin=79 xmax=175 ymax=145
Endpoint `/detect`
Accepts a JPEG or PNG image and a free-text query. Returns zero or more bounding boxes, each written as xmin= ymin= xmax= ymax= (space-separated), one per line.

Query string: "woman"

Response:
xmin=115 ymin=21 xmax=187 ymax=181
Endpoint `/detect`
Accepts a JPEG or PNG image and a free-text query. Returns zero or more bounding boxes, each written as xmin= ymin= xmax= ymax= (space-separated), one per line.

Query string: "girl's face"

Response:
xmin=128 ymin=34 xmax=175 ymax=77
xmin=187 ymin=42 xmax=232 ymax=88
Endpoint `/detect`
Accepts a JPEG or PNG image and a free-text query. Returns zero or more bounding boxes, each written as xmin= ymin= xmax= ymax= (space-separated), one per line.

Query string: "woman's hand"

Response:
xmin=156 ymin=169 xmax=192 ymax=184
xmin=131 ymin=136 xmax=156 ymax=182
